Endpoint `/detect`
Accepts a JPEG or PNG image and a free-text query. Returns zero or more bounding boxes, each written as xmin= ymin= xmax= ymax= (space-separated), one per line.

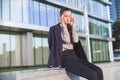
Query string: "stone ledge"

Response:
xmin=0 ymin=68 xmax=79 ymax=80
xmin=96 ymin=62 xmax=120 ymax=80
xmin=1 ymin=62 xmax=120 ymax=80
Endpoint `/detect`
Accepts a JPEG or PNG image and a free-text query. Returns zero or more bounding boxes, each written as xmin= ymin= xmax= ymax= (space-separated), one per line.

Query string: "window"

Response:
xmin=91 ymin=39 xmax=110 ymax=62
xmin=0 ymin=31 xmax=21 ymax=67
xmin=0 ymin=33 xmax=10 ymax=67
xmin=22 ymin=0 xmax=29 ymax=23
xmin=89 ymin=18 xmax=109 ymax=37
xmin=33 ymin=35 xmax=49 ymax=65
xmin=54 ymin=8 xmax=60 ymax=24
xmin=90 ymin=0 xmax=108 ymax=19
xmin=2 ymin=0 xmax=10 ymax=21
xmin=47 ymin=5 xmax=55 ymax=27
xmin=42 ymin=37 xmax=49 ymax=64
xmin=40 ymin=3 xmax=47 ymax=26
xmin=10 ymin=32 xmax=22 ymax=66
xmin=29 ymin=0 xmax=34 ymax=24
xmin=0 ymin=0 xmax=2 ymax=20
xmin=11 ymin=0 xmax=23 ymax=23
xmin=33 ymin=36 xmax=43 ymax=65
xmin=33 ymin=1 xmax=40 ymax=25
xmin=73 ymin=13 xmax=85 ymax=33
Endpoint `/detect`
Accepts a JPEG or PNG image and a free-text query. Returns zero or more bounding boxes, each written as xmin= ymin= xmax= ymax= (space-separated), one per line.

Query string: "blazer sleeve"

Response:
xmin=48 ymin=27 xmax=53 ymax=50
xmin=48 ymin=27 xmax=55 ymax=68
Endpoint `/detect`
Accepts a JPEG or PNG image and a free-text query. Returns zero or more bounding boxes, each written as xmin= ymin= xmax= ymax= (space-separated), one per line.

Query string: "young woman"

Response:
xmin=48 ymin=8 xmax=103 ymax=80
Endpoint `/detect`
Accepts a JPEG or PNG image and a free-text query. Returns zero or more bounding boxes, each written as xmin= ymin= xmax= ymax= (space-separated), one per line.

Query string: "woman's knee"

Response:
xmin=96 ymin=66 xmax=103 ymax=74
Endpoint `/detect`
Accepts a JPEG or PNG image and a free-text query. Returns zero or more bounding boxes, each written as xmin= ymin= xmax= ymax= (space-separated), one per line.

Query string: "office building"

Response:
xmin=109 ymin=0 xmax=120 ymax=21
xmin=0 ymin=0 xmax=114 ymax=68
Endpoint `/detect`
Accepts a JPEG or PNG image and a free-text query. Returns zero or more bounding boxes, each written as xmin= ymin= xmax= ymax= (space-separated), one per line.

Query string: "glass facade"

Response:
xmin=0 ymin=0 xmax=109 ymax=25
xmin=54 ymin=0 xmax=108 ymax=19
xmin=89 ymin=0 xmax=108 ymax=19
xmin=11 ymin=0 xmax=23 ymax=23
xmin=0 ymin=0 xmax=2 ymax=20
xmin=33 ymin=35 xmax=49 ymax=65
xmin=0 ymin=31 xmax=21 ymax=67
xmin=0 ymin=0 xmax=113 ymax=68
xmin=89 ymin=18 xmax=109 ymax=37
xmin=91 ymin=39 xmax=110 ymax=62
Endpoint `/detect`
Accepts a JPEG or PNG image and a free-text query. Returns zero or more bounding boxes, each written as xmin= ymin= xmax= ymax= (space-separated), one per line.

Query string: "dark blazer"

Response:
xmin=48 ymin=23 xmax=88 ymax=68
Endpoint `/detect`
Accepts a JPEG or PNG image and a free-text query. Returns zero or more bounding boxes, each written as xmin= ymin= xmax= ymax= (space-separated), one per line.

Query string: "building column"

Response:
xmin=84 ymin=5 xmax=92 ymax=62
xmin=22 ymin=32 xmax=34 ymax=66
xmin=107 ymin=6 xmax=114 ymax=61
xmin=108 ymin=24 xmax=114 ymax=62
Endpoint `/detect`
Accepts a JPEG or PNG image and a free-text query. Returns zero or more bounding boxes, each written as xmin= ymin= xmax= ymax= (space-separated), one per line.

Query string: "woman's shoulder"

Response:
xmin=50 ymin=23 xmax=60 ymax=30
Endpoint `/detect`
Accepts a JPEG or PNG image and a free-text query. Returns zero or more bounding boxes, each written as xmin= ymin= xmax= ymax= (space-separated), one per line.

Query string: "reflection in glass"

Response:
xmin=47 ymin=5 xmax=55 ymax=27
xmin=0 ymin=33 xmax=10 ymax=67
xmin=91 ymin=39 xmax=110 ymax=62
xmin=0 ymin=32 xmax=22 ymax=67
xmin=11 ymin=0 xmax=22 ymax=23
xmin=73 ymin=13 xmax=85 ymax=33
xmin=89 ymin=18 xmax=109 ymax=37
xmin=33 ymin=36 xmax=49 ymax=65
xmin=40 ymin=3 xmax=47 ymax=26
xmin=33 ymin=1 xmax=40 ymax=25
xmin=54 ymin=8 xmax=60 ymax=24
xmin=33 ymin=37 xmax=43 ymax=65
xmin=42 ymin=38 xmax=49 ymax=64
xmin=29 ymin=0 xmax=34 ymax=24
xmin=90 ymin=0 xmax=108 ymax=19
xmin=2 ymin=0 xmax=10 ymax=21
xmin=54 ymin=0 xmax=108 ymax=19
xmin=0 ymin=0 xmax=2 ymax=20
xmin=10 ymin=34 xmax=21 ymax=66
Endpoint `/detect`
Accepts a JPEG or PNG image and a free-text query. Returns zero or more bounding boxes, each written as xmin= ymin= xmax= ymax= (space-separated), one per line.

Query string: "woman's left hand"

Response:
xmin=70 ymin=17 xmax=76 ymax=27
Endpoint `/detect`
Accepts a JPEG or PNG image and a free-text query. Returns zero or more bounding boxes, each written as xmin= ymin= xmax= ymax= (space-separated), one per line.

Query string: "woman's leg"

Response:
xmin=80 ymin=60 xmax=103 ymax=80
xmin=64 ymin=60 xmax=98 ymax=80
xmin=63 ymin=59 xmax=98 ymax=80
xmin=62 ymin=50 xmax=103 ymax=80
xmin=66 ymin=71 xmax=80 ymax=80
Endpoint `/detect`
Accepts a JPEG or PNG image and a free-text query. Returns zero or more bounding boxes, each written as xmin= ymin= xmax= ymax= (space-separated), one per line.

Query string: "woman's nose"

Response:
xmin=67 ymin=18 xmax=71 ymax=21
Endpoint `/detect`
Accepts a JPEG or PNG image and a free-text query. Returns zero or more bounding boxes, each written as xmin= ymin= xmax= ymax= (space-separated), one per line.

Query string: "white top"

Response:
xmin=61 ymin=26 xmax=79 ymax=51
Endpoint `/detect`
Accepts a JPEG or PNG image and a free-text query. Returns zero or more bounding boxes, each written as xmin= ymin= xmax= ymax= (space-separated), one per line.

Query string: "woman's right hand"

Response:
xmin=60 ymin=15 xmax=67 ymax=28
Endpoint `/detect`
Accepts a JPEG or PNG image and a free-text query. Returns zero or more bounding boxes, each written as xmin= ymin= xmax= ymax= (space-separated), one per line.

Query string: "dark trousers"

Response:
xmin=62 ymin=50 xmax=103 ymax=80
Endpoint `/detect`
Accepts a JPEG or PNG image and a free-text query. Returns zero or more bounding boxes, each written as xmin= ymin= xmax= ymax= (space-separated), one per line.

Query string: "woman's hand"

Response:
xmin=60 ymin=15 xmax=76 ymax=28
xmin=60 ymin=15 xmax=67 ymax=28
xmin=70 ymin=17 xmax=76 ymax=27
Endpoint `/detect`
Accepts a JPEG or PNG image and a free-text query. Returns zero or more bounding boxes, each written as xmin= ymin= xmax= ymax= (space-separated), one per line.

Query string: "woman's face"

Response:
xmin=60 ymin=11 xmax=72 ymax=24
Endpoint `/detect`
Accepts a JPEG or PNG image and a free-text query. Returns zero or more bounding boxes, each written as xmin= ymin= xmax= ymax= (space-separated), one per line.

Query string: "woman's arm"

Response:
xmin=72 ymin=27 xmax=79 ymax=43
xmin=48 ymin=27 xmax=54 ymax=50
